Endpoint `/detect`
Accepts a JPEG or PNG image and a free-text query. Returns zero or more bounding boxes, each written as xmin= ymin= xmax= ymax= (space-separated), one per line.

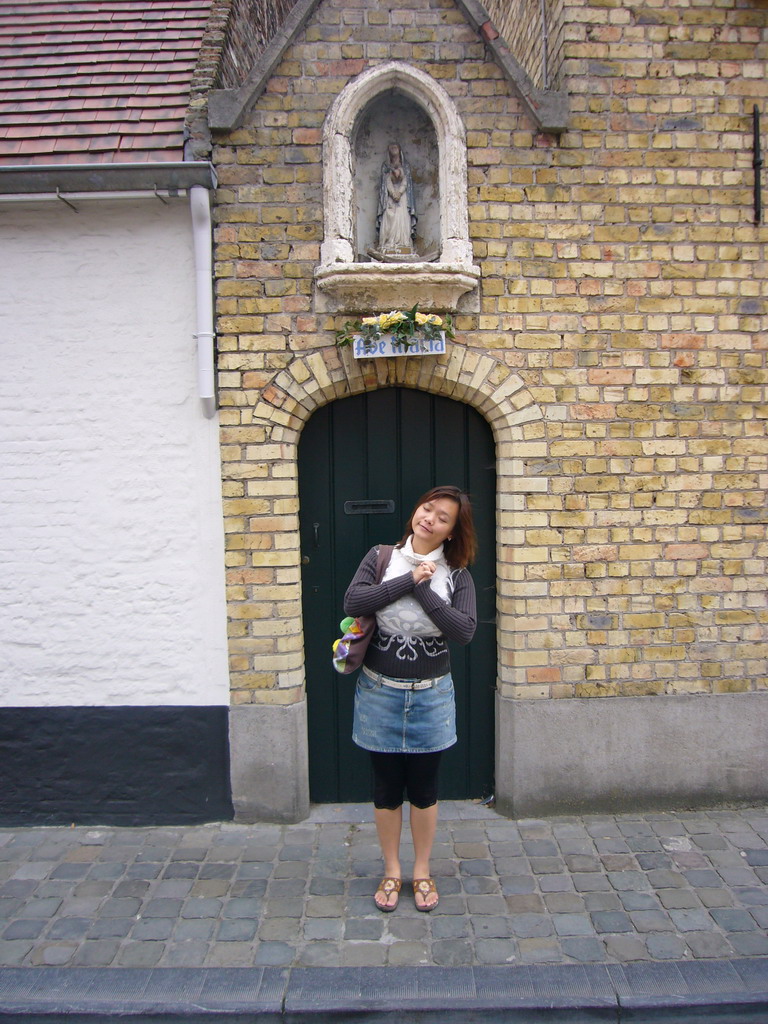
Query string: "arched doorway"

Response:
xmin=298 ymin=387 xmax=496 ymax=803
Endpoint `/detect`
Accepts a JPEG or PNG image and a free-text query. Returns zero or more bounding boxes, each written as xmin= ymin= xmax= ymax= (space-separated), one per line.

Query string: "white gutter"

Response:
xmin=0 ymin=161 xmax=214 ymax=194
xmin=190 ymin=184 xmax=217 ymax=418
xmin=0 ymin=190 xmax=188 ymax=204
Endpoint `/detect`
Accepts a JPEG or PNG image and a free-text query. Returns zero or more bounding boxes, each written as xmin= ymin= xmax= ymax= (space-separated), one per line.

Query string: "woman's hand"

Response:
xmin=412 ymin=561 xmax=436 ymax=585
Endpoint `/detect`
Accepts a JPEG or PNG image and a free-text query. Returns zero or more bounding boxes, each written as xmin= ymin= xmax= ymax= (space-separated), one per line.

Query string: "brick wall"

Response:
xmin=210 ymin=0 xmax=768 ymax=709
xmin=186 ymin=0 xmax=231 ymax=159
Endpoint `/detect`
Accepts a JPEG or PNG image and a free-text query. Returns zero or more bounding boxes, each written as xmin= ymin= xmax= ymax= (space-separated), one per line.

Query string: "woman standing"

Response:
xmin=343 ymin=486 xmax=477 ymax=912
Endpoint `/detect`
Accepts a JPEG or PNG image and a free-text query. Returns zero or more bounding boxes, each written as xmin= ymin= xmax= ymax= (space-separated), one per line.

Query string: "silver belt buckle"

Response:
xmin=374 ymin=671 xmax=434 ymax=691
xmin=411 ymin=677 xmax=434 ymax=690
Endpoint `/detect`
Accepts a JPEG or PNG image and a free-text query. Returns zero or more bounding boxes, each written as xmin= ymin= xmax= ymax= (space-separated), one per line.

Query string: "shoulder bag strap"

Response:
xmin=374 ymin=544 xmax=394 ymax=582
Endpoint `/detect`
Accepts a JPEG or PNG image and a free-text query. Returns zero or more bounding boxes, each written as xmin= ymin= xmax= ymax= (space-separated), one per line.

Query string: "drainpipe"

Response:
xmin=190 ymin=184 xmax=216 ymax=417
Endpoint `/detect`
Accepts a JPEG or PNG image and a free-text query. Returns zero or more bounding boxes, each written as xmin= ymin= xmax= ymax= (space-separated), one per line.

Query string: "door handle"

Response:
xmin=313 ymin=522 xmax=320 ymax=547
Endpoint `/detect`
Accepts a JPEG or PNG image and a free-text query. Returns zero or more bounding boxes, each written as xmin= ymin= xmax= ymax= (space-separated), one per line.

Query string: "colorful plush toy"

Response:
xmin=331 ymin=545 xmax=394 ymax=675
xmin=332 ymin=616 xmax=368 ymax=674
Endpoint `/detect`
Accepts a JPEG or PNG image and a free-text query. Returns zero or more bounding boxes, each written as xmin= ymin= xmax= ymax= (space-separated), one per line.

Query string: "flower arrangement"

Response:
xmin=336 ymin=304 xmax=454 ymax=352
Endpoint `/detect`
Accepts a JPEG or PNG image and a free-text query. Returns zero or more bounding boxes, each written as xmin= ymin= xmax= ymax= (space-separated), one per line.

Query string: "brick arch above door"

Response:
xmin=250 ymin=347 xmax=544 ymax=446
xmin=222 ymin=345 xmax=551 ymax=707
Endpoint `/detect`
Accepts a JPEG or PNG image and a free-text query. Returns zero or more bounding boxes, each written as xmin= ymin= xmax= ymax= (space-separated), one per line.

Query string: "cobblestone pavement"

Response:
xmin=0 ymin=802 xmax=766 ymax=971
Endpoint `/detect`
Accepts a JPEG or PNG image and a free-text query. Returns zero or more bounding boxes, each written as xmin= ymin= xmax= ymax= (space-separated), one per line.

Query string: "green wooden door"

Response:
xmin=298 ymin=388 xmax=496 ymax=803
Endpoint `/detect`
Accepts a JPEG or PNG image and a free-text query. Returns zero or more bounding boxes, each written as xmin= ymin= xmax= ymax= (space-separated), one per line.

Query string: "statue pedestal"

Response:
xmin=366 ymin=246 xmax=424 ymax=263
xmin=314 ymin=261 xmax=481 ymax=314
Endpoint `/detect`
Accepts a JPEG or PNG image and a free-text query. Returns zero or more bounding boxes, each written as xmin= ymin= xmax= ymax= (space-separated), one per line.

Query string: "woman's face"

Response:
xmin=411 ymin=497 xmax=459 ymax=554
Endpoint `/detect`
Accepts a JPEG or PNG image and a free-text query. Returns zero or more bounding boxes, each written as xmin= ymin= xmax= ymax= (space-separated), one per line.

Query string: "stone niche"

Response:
xmin=314 ymin=62 xmax=481 ymax=314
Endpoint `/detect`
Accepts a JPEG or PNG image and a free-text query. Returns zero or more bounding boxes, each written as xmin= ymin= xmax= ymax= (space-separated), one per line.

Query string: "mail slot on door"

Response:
xmin=343 ymin=499 xmax=395 ymax=515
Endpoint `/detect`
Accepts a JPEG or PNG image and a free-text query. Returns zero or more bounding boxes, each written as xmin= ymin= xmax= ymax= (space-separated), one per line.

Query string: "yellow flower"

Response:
xmin=415 ymin=312 xmax=442 ymax=326
xmin=361 ymin=316 xmax=379 ymax=326
xmin=379 ymin=310 xmax=407 ymax=330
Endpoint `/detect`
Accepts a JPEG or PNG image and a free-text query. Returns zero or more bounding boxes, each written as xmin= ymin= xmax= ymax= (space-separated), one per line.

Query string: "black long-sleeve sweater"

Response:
xmin=344 ymin=546 xmax=477 ymax=679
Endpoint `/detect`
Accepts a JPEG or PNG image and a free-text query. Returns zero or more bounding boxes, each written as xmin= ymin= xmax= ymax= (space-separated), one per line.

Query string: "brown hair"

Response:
xmin=398 ymin=485 xmax=477 ymax=568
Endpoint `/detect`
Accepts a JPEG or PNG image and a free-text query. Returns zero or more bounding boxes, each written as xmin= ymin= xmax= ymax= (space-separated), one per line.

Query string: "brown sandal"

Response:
xmin=374 ymin=876 xmax=401 ymax=912
xmin=413 ymin=877 xmax=439 ymax=912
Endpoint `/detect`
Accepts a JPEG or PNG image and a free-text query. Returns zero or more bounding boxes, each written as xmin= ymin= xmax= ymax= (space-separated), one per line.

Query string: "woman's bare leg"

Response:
xmin=374 ymin=806 xmax=403 ymax=909
xmin=410 ymin=802 xmax=439 ymax=909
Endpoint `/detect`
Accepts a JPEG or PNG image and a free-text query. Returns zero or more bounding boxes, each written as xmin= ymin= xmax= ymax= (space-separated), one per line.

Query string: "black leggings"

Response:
xmin=370 ymin=751 xmax=443 ymax=810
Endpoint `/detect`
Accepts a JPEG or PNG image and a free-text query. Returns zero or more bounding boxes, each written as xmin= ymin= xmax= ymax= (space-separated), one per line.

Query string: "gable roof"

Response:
xmin=0 ymin=0 xmax=212 ymax=166
xmin=207 ymin=0 xmax=567 ymax=134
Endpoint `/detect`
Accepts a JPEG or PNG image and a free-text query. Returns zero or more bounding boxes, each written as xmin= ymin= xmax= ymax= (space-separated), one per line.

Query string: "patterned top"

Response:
xmin=343 ymin=541 xmax=477 ymax=679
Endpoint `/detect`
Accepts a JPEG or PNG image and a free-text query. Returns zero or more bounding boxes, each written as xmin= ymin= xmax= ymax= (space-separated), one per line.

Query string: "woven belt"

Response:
xmin=362 ymin=668 xmax=439 ymax=691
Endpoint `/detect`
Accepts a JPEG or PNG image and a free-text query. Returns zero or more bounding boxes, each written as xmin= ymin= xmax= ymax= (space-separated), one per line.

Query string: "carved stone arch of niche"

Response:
xmin=314 ymin=62 xmax=481 ymax=314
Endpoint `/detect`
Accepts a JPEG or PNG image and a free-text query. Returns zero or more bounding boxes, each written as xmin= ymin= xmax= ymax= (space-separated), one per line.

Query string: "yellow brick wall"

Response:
xmin=212 ymin=0 xmax=768 ymax=706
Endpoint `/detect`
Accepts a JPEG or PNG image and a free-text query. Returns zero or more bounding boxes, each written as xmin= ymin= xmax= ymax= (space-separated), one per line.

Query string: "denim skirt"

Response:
xmin=352 ymin=666 xmax=457 ymax=754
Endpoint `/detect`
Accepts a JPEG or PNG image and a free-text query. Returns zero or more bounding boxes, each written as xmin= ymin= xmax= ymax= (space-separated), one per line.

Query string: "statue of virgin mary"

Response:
xmin=370 ymin=142 xmax=417 ymax=258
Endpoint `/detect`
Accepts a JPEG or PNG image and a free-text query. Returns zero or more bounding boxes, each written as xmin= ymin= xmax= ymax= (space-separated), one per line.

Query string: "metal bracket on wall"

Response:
xmin=754 ymin=105 xmax=762 ymax=225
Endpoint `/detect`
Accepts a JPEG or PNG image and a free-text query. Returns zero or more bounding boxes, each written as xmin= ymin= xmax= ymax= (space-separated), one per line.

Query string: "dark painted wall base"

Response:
xmin=0 ymin=706 xmax=234 ymax=826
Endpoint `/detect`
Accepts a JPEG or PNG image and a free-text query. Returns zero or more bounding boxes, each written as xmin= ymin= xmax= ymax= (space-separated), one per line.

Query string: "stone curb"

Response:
xmin=0 ymin=959 xmax=766 ymax=1022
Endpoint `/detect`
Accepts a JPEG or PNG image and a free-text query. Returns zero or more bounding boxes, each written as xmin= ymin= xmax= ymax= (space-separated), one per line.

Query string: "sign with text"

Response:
xmin=352 ymin=332 xmax=447 ymax=359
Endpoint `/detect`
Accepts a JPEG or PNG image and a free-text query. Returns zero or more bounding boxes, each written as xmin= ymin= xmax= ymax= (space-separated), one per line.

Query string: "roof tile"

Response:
xmin=0 ymin=0 xmax=212 ymax=165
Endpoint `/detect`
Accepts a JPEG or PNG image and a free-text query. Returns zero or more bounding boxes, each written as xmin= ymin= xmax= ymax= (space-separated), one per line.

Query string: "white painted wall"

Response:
xmin=0 ymin=198 xmax=230 ymax=706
